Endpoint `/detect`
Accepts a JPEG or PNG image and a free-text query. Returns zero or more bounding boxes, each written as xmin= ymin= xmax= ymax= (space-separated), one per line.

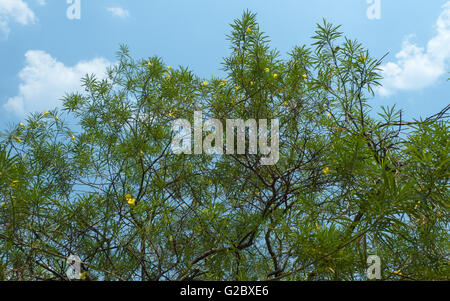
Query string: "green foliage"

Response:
xmin=0 ymin=11 xmax=448 ymax=281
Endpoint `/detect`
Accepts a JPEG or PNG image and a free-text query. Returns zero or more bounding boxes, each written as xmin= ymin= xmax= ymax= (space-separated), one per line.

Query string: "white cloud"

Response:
xmin=0 ymin=0 xmax=37 ymax=36
xmin=107 ymin=7 xmax=130 ymax=19
xmin=3 ymin=50 xmax=110 ymax=116
xmin=378 ymin=2 xmax=450 ymax=96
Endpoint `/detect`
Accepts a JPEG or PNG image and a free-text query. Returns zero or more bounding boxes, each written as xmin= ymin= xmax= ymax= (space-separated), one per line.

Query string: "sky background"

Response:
xmin=0 ymin=0 xmax=449 ymax=129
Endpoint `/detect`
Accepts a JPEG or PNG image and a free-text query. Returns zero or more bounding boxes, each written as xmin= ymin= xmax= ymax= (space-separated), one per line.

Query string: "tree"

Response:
xmin=0 ymin=11 xmax=448 ymax=281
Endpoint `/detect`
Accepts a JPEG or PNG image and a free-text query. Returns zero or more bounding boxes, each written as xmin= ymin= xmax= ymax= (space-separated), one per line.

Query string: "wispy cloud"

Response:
xmin=3 ymin=50 xmax=110 ymax=116
xmin=0 ymin=0 xmax=37 ymax=37
xmin=378 ymin=1 xmax=450 ymax=97
xmin=107 ymin=7 xmax=130 ymax=19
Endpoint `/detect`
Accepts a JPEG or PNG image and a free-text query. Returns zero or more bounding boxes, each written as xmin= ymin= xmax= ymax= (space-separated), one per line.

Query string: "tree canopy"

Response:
xmin=0 ymin=11 xmax=448 ymax=281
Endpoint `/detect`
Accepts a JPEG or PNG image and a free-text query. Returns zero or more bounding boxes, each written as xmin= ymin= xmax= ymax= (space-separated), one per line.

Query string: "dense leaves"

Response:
xmin=0 ymin=12 xmax=448 ymax=281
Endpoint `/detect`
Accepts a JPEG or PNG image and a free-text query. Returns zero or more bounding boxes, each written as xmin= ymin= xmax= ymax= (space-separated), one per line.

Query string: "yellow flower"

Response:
xmin=202 ymin=81 xmax=208 ymax=86
xmin=246 ymin=27 xmax=252 ymax=33
xmin=166 ymin=74 xmax=171 ymax=80
xmin=71 ymin=135 xmax=76 ymax=141
xmin=323 ymin=167 xmax=330 ymax=175
xmin=128 ymin=198 xmax=136 ymax=207
xmin=147 ymin=61 xmax=152 ymax=67
xmin=11 ymin=180 xmax=19 ymax=187
xmin=19 ymin=123 xmax=25 ymax=128
xmin=250 ymin=81 xmax=254 ymax=86
xmin=13 ymin=136 xmax=22 ymax=143
xmin=302 ymin=74 xmax=307 ymax=79
xmin=44 ymin=110 xmax=49 ymax=116
xmin=360 ymin=55 xmax=366 ymax=62
xmin=55 ymin=116 xmax=59 ymax=121
xmin=264 ymin=67 xmax=270 ymax=73
xmin=284 ymin=100 xmax=289 ymax=106
xmin=79 ymin=271 xmax=88 ymax=280
xmin=168 ymin=112 xmax=175 ymax=118
xmin=221 ymin=79 xmax=227 ymax=86
xmin=327 ymin=112 xmax=332 ymax=117
xmin=235 ymin=86 xmax=240 ymax=92
xmin=273 ymin=73 xmax=278 ymax=78
xmin=125 ymin=194 xmax=136 ymax=207
xmin=167 ymin=65 xmax=172 ymax=70
xmin=393 ymin=270 xmax=403 ymax=276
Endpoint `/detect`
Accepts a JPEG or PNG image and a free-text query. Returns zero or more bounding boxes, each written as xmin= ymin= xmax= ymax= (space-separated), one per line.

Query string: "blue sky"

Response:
xmin=0 ymin=0 xmax=449 ymax=128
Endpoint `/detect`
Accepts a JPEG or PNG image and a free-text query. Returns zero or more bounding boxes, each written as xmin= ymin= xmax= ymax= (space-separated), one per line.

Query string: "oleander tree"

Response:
xmin=0 ymin=11 xmax=448 ymax=281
